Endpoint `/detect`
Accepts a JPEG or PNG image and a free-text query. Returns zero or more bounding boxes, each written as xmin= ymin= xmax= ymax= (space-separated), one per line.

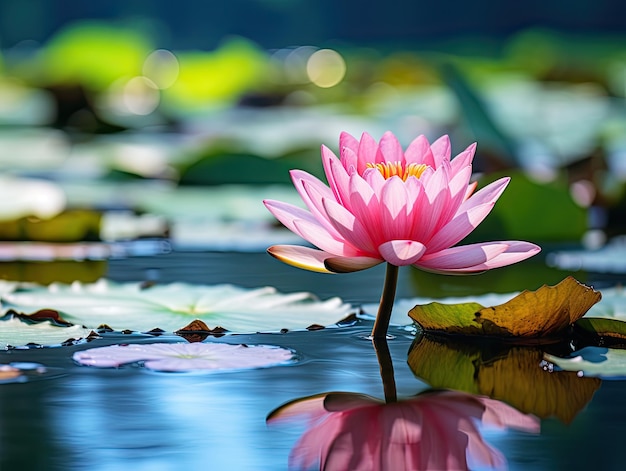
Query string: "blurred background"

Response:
xmin=1 ymin=0 xmax=626 ymax=284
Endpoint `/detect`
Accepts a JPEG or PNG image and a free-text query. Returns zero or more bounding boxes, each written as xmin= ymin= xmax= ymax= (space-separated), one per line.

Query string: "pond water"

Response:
xmin=1 ymin=249 xmax=624 ymax=470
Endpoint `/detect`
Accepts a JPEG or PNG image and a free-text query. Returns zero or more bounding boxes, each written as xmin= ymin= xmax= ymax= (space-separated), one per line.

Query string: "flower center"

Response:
xmin=367 ymin=162 xmax=428 ymax=181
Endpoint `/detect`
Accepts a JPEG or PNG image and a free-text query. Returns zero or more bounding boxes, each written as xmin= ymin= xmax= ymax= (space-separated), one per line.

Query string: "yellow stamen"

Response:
xmin=367 ymin=162 xmax=428 ymax=181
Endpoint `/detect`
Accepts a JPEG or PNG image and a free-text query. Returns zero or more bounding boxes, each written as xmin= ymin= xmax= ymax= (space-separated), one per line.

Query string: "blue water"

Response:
xmin=0 ymin=250 xmax=624 ymax=470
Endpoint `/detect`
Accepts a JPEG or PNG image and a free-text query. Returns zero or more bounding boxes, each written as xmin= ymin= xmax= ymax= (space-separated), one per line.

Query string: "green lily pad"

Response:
xmin=408 ymin=276 xmax=601 ymax=339
xmin=408 ymin=334 xmax=601 ymax=423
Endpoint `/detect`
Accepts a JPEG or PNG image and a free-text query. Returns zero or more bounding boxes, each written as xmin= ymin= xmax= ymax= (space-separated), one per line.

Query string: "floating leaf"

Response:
xmin=73 ymin=342 xmax=294 ymax=372
xmin=409 ymin=276 xmax=601 ymax=338
xmin=574 ymin=317 xmax=626 ymax=346
xmin=408 ymin=334 xmax=601 ymax=424
xmin=1 ymin=279 xmax=354 ymax=333
xmin=0 ymin=209 xmax=102 ymax=242
xmin=360 ymin=292 xmax=521 ymax=326
xmin=584 ymin=285 xmax=626 ymax=318
xmin=544 ymin=347 xmax=626 ymax=379
xmin=0 ymin=259 xmax=107 ymax=284
xmin=0 ymin=316 xmax=93 ymax=349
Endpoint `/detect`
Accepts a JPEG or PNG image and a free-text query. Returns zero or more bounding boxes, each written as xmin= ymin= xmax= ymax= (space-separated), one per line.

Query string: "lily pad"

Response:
xmin=408 ymin=334 xmax=601 ymax=423
xmin=408 ymin=276 xmax=601 ymax=338
xmin=73 ymin=342 xmax=294 ymax=372
xmin=544 ymin=347 xmax=626 ymax=379
xmin=1 ymin=279 xmax=354 ymax=333
xmin=574 ymin=317 xmax=626 ymax=346
xmin=0 ymin=316 xmax=93 ymax=349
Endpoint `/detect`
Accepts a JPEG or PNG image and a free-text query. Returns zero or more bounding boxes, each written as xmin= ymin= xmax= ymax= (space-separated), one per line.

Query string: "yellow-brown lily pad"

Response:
xmin=407 ymin=334 xmax=601 ymax=424
xmin=408 ymin=276 xmax=601 ymax=339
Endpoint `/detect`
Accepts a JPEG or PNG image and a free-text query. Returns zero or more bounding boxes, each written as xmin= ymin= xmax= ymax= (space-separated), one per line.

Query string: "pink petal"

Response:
xmin=357 ymin=132 xmax=378 ymax=172
xmin=430 ymin=134 xmax=451 ymax=166
xmin=341 ymin=147 xmax=359 ymax=174
xmin=405 ymin=134 xmax=435 ymax=167
xmin=263 ymin=199 xmax=318 ymax=240
xmin=377 ymin=131 xmax=404 ymax=164
xmin=426 ymin=177 xmax=511 ymax=252
xmin=417 ymin=243 xmax=509 ymax=270
xmin=348 ymin=174 xmax=382 ymax=243
xmin=324 ymin=255 xmax=383 ymax=273
xmin=435 ymin=165 xmax=474 ymax=228
xmin=339 ymin=131 xmax=359 ymax=155
xmin=363 ymin=166 xmax=387 ymax=194
xmin=322 ymin=198 xmax=377 ymax=254
xmin=268 ymin=245 xmax=335 ymax=273
xmin=456 ymin=177 xmax=510 ymax=216
xmin=451 ymin=142 xmax=476 ymax=174
xmin=448 ymin=164 xmax=473 ymax=202
xmin=473 ymin=241 xmax=541 ymax=270
xmin=380 ymin=176 xmax=409 ymax=240
xmin=416 ymin=241 xmax=540 ymax=273
xmin=424 ymin=201 xmax=500 ymax=253
xmin=293 ymin=218 xmax=359 ymax=256
xmin=413 ymin=165 xmax=450 ymax=241
xmin=379 ymin=240 xmax=426 ymax=265
xmin=339 ymin=132 xmax=359 ymax=172
xmin=323 ymin=146 xmax=353 ymax=209
xmin=295 ymin=175 xmax=346 ymax=239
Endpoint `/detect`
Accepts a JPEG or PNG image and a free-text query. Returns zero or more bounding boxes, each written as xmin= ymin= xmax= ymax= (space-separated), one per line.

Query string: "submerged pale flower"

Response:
xmin=264 ymin=131 xmax=540 ymax=337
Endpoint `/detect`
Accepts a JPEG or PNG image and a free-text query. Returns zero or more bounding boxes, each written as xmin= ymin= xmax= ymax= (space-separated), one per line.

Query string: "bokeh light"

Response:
xmin=142 ymin=49 xmax=180 ymax=90
xmin=306 ymin=49 xmax=346 ymax=88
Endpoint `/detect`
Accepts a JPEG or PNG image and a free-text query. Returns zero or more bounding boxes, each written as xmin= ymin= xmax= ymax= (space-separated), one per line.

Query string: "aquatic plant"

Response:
xmin=73 ymin=342 xmax=294 ymax=372
xmin=264 ymin=131 xmax=540 ymax=337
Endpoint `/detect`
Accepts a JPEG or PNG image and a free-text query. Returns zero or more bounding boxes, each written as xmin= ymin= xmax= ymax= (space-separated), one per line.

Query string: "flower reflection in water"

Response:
xmin=268 ymin=339 xmax=539 ymax=470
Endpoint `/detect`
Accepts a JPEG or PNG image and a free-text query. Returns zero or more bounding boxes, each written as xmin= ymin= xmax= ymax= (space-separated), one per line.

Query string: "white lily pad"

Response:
xmin=2 ymin=279 xmax=354 ymax=333
xmin=0 ymin=175 xmax=66 ymax=221
xmin=585 ymin=286 xmax=626 ymax=318
xmin=0 ymin=317 xmax=93 ymax=349
xmin=547 ymin=238 xmax=626 ymax=274
xmin=73 ymin=342 xmax=294 ymax=372
xmin=61 ymin=181 xmax=305 ymax=250
xmin=544 ymin=347 xmax=626 ymax=379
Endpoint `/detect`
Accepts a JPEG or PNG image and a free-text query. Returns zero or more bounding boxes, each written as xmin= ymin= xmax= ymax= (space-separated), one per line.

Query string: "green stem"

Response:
xmin=370 ymin=263 xmax=399 ymax=339
xmin=372 ymin=336 xmax=397 ymax=403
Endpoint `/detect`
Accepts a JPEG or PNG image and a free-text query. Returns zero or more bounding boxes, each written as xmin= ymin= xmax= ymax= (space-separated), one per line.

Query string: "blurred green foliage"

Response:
xmin=37 ymin=21 xmax=152 ymax=90
xmin=466 ymin=171 xmax=587 ymax=243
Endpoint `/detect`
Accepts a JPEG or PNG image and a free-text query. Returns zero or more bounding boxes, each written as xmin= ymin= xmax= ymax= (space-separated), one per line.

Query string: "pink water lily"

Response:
xmin=264 ymin=131 xmax=540 ymax=337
